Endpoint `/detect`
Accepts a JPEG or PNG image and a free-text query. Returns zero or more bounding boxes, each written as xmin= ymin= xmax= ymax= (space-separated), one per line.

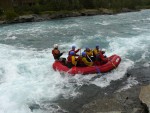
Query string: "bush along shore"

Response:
xmin=0 ymin=8 xmax=141 ymax=24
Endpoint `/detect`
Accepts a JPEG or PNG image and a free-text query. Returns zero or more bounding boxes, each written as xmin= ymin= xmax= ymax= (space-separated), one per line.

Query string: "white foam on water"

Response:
xmin=0 ymin=44 xmax=81 ymax=113
xmin=91 ymin=59 xmax=134 ymax=87
xmin=94 ymin=21 xmax=110 ymax=25
xmin=117 ymin=77 xmax=139 ymax=92
xmin=143 ymin=62 xmax=150 ymax=67
xmin=107 ymin=34 xmax=150 ymax=58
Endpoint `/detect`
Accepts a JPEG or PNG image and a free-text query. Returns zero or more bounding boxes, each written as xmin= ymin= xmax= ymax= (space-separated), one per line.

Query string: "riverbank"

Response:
xmin=0 ymin=8 xmax=140 ymax=25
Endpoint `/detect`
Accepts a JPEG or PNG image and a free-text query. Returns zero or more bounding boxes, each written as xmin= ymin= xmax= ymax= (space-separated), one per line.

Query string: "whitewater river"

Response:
xmin=0 ymin=10 xmax=150 ymax=113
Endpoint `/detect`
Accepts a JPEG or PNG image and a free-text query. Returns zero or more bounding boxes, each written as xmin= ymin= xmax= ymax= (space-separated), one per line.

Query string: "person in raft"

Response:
xmin=96 ymin=51 xmax=108 ymax=65
xmin=78 ymin=52 xmax=93 ymax=67
xmin=68 ymin=45 xmax=81 ymax=56
xmin=93 ymin=45 xmax=108 ymax=65
xmin=67 ymin=51 xmax=77 ymax=68
xmin=84 ymin=47 xmax=94 ymax=61
xmin=93 ymin=45 xmax=101 ymax=57
xmin=52 ymin=44 xmax=65 ymax=60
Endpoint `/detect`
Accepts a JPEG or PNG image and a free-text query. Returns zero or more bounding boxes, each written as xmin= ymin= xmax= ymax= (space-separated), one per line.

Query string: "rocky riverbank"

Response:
xmin=29 ymin=66 xmax=150 ymax=113
xmin=57 ymin=66 xmax=150 ymax=113
xmin=0 ymin=8 xmax=139 ymax=25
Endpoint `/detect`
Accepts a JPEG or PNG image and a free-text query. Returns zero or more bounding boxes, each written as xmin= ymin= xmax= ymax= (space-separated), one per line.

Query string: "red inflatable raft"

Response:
xmin=52 ymin=54 xmax=121 ymax=75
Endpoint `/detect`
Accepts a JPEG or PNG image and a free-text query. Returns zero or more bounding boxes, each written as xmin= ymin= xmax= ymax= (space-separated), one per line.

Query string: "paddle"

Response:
xmin=102 ymin=49 xmax=116 ymax=68
xmin=80 ymin=49 xmax=81 ymax=56
xmin=86 ymin=55 xmax=92 ymax=62
xmin=86 ymin=55 xmax=103 ymax=81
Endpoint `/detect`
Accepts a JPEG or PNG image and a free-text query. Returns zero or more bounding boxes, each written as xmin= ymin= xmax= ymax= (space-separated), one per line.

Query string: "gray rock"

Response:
xmin=70 ymin=12 xmax=81 ymax=17
xmin=81 ymin=98 xmax=124 ymax=113
xmin=121 ymin=8 xmax=140 ymax=13
xmin=139 ymin=85 xmax=150 ymax=111
xmin=18 ymin=15 xmax=34 ymax=22
xmin=122 ymin=8 xmax=133 ymax=12
xmin=99 ymin=8 xmax=114 ymax=15
xmin=97 ymin=111 xmax=123 ymax=113
xmin=0 ymin=20 xmax=5 ymax=24
xmin=80 ymin=9 xmax=99 ymax=16
xmin=132 ymin=108 xmax=144 ymax=113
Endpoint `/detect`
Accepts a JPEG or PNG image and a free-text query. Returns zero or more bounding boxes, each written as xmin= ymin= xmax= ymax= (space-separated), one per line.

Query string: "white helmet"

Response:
xmin=53 ymin=44 xmax=58 ymax=48
xmin=102 ymin=48 xmax=106 ymax=51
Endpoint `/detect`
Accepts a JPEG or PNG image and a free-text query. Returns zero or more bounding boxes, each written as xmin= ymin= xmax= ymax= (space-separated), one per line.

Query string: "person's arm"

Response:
xmin=58 ymin=53 xmax=63 ymax=58
xmin=52 ymin=50 xmax=55 ymax=55
xmin=75 ymin=49 xmax=80 ymax=53
xmin=82 ymin=57 xmax=93 ymax=66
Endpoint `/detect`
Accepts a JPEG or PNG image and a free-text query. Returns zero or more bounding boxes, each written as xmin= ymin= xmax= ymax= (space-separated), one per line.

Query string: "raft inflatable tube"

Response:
xmin=52 ymin=54 xmax=121 ymax=75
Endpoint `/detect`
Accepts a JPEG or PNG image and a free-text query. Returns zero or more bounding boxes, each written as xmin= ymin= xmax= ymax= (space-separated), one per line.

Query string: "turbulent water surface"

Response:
xmin=0 ymin=10 xmax=150 ymax=113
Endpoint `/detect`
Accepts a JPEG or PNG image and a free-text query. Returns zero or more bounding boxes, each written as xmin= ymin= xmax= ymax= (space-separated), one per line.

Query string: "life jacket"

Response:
xmin=68 ymin=49 xmax=80 ymax=56
xmin=82 ymin=57 xmax=93 ymax=67
xmin=67 ymin=55 xmax=77 ymax=68
xmin=67 ymin=55 xmax=72 ymax=63
xmin=93 ymin=48 xmax=100 ymax=57
xmin=77 ymin=56 xmax=86 ymax=67
xmin=52 ymin=49 xmax=60 ymax=59
xmin=86 ymin=50 xmax=93 ymax=57
xmin=96 ymin=52 xmax=108 ymax=64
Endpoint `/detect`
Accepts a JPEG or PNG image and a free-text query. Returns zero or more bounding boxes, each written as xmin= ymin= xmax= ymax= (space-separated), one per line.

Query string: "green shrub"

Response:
xmin=5 ymin=10 xmax=18 ymax=20
xmin=0 ymin=9 xmax=3 ymax=16
xmin=32 ymin=5 xmax=40 ymax=14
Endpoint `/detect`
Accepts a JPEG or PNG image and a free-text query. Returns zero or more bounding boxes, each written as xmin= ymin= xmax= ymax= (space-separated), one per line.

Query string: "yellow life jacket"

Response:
xmin=86 ymin=50 xmax=93 ymax=57
xmin=93 ymin=48 xmax=100 ymax=57
xmin=82 ymin=57 xmax=93 ymax=66
xmin=71 ymin=56 xmax=77 ymax=66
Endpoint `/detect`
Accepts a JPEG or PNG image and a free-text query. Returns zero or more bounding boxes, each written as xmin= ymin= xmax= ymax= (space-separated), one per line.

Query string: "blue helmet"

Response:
xmin=72 ymin=45 xmax=76 ymax=49
xmin=96 ymin=45 xmax=99 ymax=48
xmin=82 ymin=52 xmax=86 ymax=56
xmin=70 ymin=51 xmax=75 ymax=55
xmin=86 ymin=47 xmax=90 ymax=51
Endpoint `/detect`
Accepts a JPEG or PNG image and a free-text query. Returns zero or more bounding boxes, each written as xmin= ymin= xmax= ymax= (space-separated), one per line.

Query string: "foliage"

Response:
xmin=0 ymin=9 xmax=3 ymax=16
xmin=1 ymin=0 xmax=150 ymax=17
xmin=4 ymin=10 xmax=18 ymax=20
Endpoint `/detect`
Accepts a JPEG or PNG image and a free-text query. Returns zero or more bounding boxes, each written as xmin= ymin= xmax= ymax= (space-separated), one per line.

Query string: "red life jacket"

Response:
xmin=68 ymin=49 xmax=80 ymax=56
xmin=67 ymin=55 xmax=72 ymax=63
xmin=98 ymin=52 xmax=108 ymax=64
xmin=52 ymin=49 xmax=60 ymax=59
